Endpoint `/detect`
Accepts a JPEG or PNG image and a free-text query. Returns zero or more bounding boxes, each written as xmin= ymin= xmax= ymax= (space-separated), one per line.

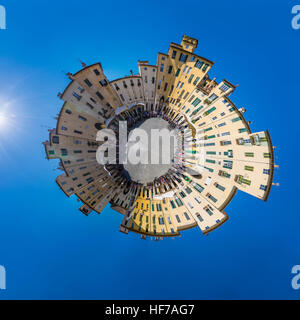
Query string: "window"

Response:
xmin=60 ymin=149 xmax=68 ymax=156
xmin=156 ymin=204 xmax=162 ymax=211
xmin=188 ymin=95 xmax=195 ymax=102
xmin=72 ymin=92 xmax=81 ymax=101
xmin=215 ymin=184 xmax=225 ymax=191
xmin=221 ymin=140 xmax=232 ymax=146
xmin=184 ymin=212 xmax=190 ymax=221
xmin=264 ymin=153 xmax=271 ymax=158
xmin=52 ymin=136 xmax=59 ymax=144
xmin=204 ymin=107 xmax=216 ymax=116
xmin=179 ymin=191 xmax=186 ymax=198
xmin=188 ymin=74 xmax=194 ymax=83
xmin=206 ymin=159 xmax=216 ymax=164
xmin=96 ymin=91 xmax=104 ymax=100
xmin=206 ymin=208 xmax=213 ymax=216
xmin=160 ymin=64 xmax=164 ymax=72
xmin=152 ymin=77 xmax=155 ymax=84
xmin=168 ymin=65 xmax=173 ymax=74
xmin=220 ymin=83 xmax=231 ymax=92
xmin=263 ymin=169 xmax=270 ymax=175
xmin=238 ymin=176 xmax=251 ymax=186
xmin=207 ymin=135 xmax=216 ymax=140
xmin=185 ymin=187 xmax=192 ymax=194
xmin=219 ymin=170 xmax=231 ymax=178
xmin=164 ymin=82 xmax=168 ymax=91
xmin=208 ymin=93 xmax=218 ymax=102
xmin=84 ymin=79 xmax=92 ymax=87
xmin=175 ymin=215 xmax=181 ymax=223
xmin=175 ymin=68 xmax=181 ymax=77
xmin=194 ymin=197 xmax=201 ymax=204
xmin=197 ymin=214 xmax=204 ymax=222
xmin=245 ymin=165 xmax=254 ymax=171
xmin=157 ymin=80 xmax=162 ymax=90
xmin=221 ymin=131 xmax=230 ymax=136
xmin=194 ymin=183 xmax=204 ymax=193
xmin=260 ymin=185 xmax=267 ymax=191
xmin=245 ymin=152 xmax=254 ymax=157
xmin=94 ymin=69 xmax=100 ymax=76
xmin=204 ymin=143 xmax=215 ymax=146
xmin=172 ymin=50 xmax=177 ymax=59
xmin=192 ymin=98 xmax=201 ymax=107
xmin=239 ymin=128 xmax=247 ymax=133
xmin=195 ymin=60 xmax=204 ymax=69
xmin=61 ymin=126 xmax=67 ymax=131
xmin=123 ymin=81 xmax=127 ymax=88
xmin=86 ymin=102 xmax=94 ymax=109
xmin=170 ymin=200 xmax=176 ymax=209
xmin=207 ymin=193 xmax=217 ymax=203
xmin=193 ymin=76 xmax=200 ymax=85
xmin=232 ymin=116 xmax=242 ymax=122
xmin=78 ymin=115 xmax=87 ymax=121
xmin=175 ymin=198 xmax=183 ymax=207
xmin=179 ymin=53 xmax=188 ymax=62
xmin=159 ymin=217 xmax=164 ymax=225
xmin=202 ymin=63 xmax=209 ymax=71
xmin=99 ymin=79 xmax=108 ymax=87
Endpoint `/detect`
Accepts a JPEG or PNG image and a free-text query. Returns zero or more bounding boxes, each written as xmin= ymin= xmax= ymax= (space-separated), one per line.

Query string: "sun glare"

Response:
xmin=0 ymin=98 xmax=14 ymax=132
xmin=0 ymin=114 xmax=4 ymax=125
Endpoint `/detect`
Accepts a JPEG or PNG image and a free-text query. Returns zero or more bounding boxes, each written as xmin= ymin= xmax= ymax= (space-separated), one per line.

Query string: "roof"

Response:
xmin=263 ymin=130 xmax=275 ymax=202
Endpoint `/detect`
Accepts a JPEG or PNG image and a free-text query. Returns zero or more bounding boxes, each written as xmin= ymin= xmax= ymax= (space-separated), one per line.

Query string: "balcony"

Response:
xmin=196 ymin=76 xmax=217 ymax=96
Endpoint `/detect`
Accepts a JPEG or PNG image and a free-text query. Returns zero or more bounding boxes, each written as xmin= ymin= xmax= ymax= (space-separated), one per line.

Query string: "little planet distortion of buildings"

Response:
xmin=43 ymin=35 xmax=276 ymax=240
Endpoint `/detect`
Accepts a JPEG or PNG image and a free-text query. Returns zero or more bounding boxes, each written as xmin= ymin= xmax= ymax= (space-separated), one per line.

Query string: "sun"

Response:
xmin=0 ymin=96 xmax=16 ymax=131
xmin=0 ymin=113 xmax=6 ymax=126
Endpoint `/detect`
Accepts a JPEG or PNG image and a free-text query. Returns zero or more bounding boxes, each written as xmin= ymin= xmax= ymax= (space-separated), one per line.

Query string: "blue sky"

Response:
xmin=0 ymin=0 xmax=299 ymax=299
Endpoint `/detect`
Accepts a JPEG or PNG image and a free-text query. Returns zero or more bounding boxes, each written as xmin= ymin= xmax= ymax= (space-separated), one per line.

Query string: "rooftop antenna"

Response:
xmin=78 ymin=59 xmax=87 ymax=68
